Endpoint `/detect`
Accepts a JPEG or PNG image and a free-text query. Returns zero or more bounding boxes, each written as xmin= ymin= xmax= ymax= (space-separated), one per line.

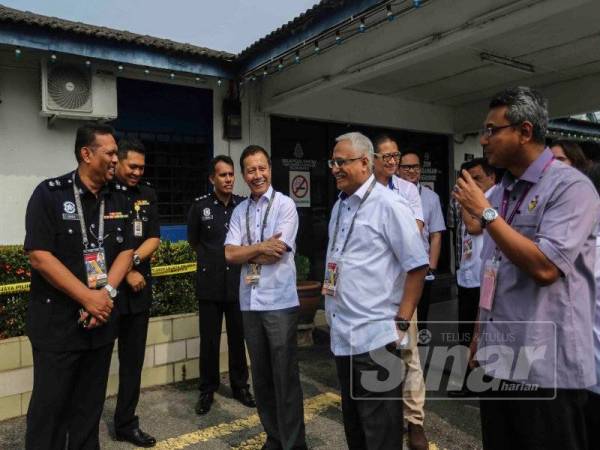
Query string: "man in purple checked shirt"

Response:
xmin=453 ymin=86 xmax=599 ymax=450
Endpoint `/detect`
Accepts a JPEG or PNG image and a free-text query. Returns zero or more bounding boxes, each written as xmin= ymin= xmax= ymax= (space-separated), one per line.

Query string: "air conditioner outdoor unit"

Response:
xmin=40 ymin=60 xmax=118 ymax=120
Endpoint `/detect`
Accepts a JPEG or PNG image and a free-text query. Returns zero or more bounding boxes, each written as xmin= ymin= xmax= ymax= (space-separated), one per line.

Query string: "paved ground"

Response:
xmin=0 ymin=301 xmax=483 ymax=449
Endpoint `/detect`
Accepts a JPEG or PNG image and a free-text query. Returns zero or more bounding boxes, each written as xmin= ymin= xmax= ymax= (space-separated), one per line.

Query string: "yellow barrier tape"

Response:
xmin=151 ymin=262 xmax=197 ymax=278
xmin=0 ymin=281 xmax=31 ymax=295
xmin=0 ymin=263 xmax=197 ymax=295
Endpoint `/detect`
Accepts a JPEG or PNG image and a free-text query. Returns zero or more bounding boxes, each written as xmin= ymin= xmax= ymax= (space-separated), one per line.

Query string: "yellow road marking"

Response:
xmin=230 ymin=391 xmax=341 ymax=449
xmin=153 ymin=392 xmax=341 ymax=450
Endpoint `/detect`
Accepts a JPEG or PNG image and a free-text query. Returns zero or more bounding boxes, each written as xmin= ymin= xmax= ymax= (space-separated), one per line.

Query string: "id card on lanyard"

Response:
xmin=244 ymin=192 xmax=276 ymax=286
xmin=133 ymin=204 xmax=143 ymax=238
xmin=322 ymin=178 xmax=377 ymax=297
xmin=479 ymin=158 xmax=553 ymax=311
xmin=72 ymin=173 xmax=108 ymax=289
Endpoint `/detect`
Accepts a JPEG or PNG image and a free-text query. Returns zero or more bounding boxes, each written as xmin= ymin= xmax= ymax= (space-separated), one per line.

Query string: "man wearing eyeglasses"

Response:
xmin=453 ymin=87 xmax=599 ymax=450
xmin=373 ymin=135 xmax=428 ymax=450
xmin=325 ymin=132 xmax=429 ymax=450
xmin=398 ymin=149 xmax=446 ymax=334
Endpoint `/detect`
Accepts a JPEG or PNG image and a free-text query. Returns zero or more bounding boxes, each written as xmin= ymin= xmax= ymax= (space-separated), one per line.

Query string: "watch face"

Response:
xmin=483 ymin=209 xmax=497 ymax=221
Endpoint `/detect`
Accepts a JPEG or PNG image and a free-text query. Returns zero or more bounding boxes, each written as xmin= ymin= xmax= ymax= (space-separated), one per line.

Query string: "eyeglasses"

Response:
xmin=327 ymin=157 xmax=364 ymax=169
xmin=374 ymin=152 xmax=401 ymax=163
xmin=479 ymin=123 xmax=517 ymax=138
xmin=398 ymin=164 xmax=421 ymax=172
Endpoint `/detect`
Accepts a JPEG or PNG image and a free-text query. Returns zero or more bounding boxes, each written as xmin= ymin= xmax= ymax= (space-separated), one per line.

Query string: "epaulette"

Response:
xmin=46 ymin=173 xmax=72 ymax=190
xmin=112 ymin=181 xmax=128 ymax=192
xmin=194 ymin=194 xmax=209 ymax=202
xmin=141 ymin=179 xmax=152 ymax=187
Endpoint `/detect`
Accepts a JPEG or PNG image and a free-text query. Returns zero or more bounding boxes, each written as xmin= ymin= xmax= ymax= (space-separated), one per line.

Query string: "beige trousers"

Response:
xmin=401 ymin=311 xmax=425 ymax=425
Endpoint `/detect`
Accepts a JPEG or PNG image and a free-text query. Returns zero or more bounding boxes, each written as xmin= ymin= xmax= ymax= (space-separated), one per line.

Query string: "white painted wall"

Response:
xmin=0 ymin=51 xmax=268 ymax=244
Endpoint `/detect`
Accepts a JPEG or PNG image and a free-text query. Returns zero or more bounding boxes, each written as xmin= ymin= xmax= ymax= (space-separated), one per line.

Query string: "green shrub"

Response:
xmin=0 ymin=241 xmax=197 ymax=339
xmin=295 ymin=254 xmax=311 ymax=282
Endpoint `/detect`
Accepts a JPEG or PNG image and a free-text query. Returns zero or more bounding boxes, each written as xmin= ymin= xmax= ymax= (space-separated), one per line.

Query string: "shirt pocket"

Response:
xmin=511 ymin=212 xmax=540 ymax=238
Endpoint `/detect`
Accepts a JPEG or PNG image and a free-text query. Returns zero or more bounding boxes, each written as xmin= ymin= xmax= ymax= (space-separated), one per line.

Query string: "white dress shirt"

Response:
xmin=225 ymin=185 xmax=299 ymax=311
xmin=418 ymin=184 xmax=446 ymax=254
xmin=389 ymin=175 xmax=424 ymax=222
xmin=456 ymin=185 xmax=496 ymax=288
xmin=325 ymin=175 xmax=429 ymax=356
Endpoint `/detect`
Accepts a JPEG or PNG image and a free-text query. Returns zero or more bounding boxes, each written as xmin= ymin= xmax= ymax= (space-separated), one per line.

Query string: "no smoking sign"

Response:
xmin=289 ymin=171 xmax=311 ymax=207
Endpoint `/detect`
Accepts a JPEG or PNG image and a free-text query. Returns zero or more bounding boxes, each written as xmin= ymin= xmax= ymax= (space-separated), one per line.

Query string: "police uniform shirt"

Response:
xmin=118 ymin=179 xmax=160 ymax=314
xmin=187 ymin=192 xmax=243 ymax=302
xmin=24 ymin=170 xmax=134 ymax=351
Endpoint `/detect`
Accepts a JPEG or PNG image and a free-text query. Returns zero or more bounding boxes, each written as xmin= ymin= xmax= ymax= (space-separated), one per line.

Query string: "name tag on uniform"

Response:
xmin=245 ymin=263 xmax=261 ymax=285
xmin=83 ymin=247 xmax=108 ymax=289
xmin=479 ymin=259 xmax=499 ymax=311
xmin=322 ymin=260 xmax=340 ymax=297
xmin=133 ymin=219 xmax=143 ymax=237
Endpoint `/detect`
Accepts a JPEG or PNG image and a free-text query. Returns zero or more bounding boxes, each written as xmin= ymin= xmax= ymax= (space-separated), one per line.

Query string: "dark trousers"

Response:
xmin=198 ymin=300 xmax=249 ymax=393
xmin=243 ymin=307 xmax=306 ymax=450
xmin=114 ymin=310 xmax=150 ymax=433
xmin=416 ymin=279 xmax=432 ymax=331
xmin=457 ymin=285 xmax=480 ymax=345
xmin=26 ymin=343 xmax=114 ymax=450
xmin=335 ymin=345 xmax=404 ymax=450
xmin=480 ymin=381 xmax=589 ymax=450
xmin=586 ymin=390 xmax=600 ymax=450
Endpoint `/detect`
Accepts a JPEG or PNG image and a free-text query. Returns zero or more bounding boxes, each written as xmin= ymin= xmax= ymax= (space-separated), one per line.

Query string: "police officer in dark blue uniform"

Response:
xmin=187 ymin=155 xmax=254 ymax=415
xmin=113 ymin=138 xmax=160 ymax=447
xmin=24 ymin=124 xmax=134 ymax=450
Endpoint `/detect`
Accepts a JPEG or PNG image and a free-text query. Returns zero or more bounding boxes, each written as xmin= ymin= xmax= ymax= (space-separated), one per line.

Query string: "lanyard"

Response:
xmin=245 ymin=191 xmax=276 ymax=245
xmin=499 ymin=158 xmax=554 ymax=226
xmin=330 ymin=177 xmax=377 ymax=255
xmin=387 ymin=177 xmax=394 ymax=190
xmin=493 ymin=158 xmax=553 ymax=259
xmin=72 ymin=172 xmax=105 ymax=249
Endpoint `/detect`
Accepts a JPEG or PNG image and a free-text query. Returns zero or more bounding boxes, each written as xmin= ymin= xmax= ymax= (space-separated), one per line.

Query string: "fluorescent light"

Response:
xmin=480 ymin=52 xmax=535 ymax=73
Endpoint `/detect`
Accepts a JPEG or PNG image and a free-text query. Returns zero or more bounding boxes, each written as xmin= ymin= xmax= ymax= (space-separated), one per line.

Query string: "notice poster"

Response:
xmin=289 ymin=171 xmax=310 ymax=207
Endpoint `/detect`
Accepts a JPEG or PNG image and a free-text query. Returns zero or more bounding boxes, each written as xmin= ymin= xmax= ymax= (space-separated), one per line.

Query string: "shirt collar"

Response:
xmin=339 ymin=174 xmax=375 ymax=201
xmin=250 ymin=184 xmax=274 ymax=204
xmin=74 ymin=169 xmax=110 ymax=197
xmin=211 ymin=191 xmax=237 ymax=207
xmin=501 ymin=147 xmax=553 ymax=187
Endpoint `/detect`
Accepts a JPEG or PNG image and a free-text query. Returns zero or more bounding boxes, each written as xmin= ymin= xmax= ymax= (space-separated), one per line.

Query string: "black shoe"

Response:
xmin=232 ymin=387 xmax=256 ymax=407
xmin=195 ymin=392 xmax=213 ymax=415
xmin=115 ymin=428 xmax=156 ymax=447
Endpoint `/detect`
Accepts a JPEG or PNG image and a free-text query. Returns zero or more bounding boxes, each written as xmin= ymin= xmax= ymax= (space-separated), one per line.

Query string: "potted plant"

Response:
xmin=295 ymin=254 xmax=322 ymax=346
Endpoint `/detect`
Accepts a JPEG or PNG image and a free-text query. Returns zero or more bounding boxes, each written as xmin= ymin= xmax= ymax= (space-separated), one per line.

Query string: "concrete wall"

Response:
xmin=0 ymin=313 xmax=208 ymax=421
xmin=0 ymin=51 xmax=270 ymax=244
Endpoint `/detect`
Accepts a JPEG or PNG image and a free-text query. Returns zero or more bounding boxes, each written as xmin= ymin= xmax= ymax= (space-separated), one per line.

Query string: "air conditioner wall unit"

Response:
xmin=41 ymin=60 xmax=118 ymax=120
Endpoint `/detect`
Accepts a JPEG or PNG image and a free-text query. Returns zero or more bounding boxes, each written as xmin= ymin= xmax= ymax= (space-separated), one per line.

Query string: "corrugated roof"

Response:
xmin=237 ymin=0 xmax=341 ymax=59
xmin=0 ymin=4 xmax=235 ymax=61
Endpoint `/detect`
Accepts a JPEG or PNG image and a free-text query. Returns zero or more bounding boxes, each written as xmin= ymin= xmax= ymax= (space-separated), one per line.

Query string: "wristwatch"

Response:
xmin=480 ymin=207 xmax=499 ymax=228
xmin=104 ymin=284 xmax=117 ymax=299
xmin=133 ymin=253 xmax=142 ymax=266
xmin=395 ymin=316 xmax=410 ymax=332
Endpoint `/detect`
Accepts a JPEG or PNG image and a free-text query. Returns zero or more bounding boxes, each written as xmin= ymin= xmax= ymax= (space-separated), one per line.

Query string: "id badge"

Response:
xmin=244 ymin=263 xmax=261 ymax=285
xmin=479 ymin=259 xmax=499 ymax=311
xmin=83 ymin=247 xmax=108 ymax=289
xmin=322 ymin=260 xmax=341 ymax=297
xmin=462 ymin=236 xmax=473 ymax=260
xmin=133 ymin=219 xmax=143 ymax=237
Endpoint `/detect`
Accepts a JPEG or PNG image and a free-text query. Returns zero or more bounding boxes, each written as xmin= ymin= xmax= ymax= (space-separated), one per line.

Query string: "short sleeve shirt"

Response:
xmin=419 ymin=185 xmax=446 ymax=254
xmin=24 ymin=170 xmax=134 ymax=351
xmin=477 ymin=149 xmax=600 ymax=388
xmin=224 ymin=186 xmax=299 ymax=311
xmin=325 ymin=175 xmax=429 ymax=356
xmin=389 ymin=175 xmax=424 ymax=222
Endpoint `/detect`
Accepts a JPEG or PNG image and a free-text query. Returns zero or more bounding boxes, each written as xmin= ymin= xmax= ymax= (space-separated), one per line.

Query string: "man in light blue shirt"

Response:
xmin=325 ymin=132 xmax=429 ymax=450
xmin=225 ymin=145 xmax=306 ymax=450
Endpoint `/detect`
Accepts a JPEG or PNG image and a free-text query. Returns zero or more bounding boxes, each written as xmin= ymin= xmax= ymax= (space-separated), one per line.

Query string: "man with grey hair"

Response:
xmin=454 ymin=87 xmax=599 ymax=450
xmin=324 ymin=132 xmax=429 ymax=449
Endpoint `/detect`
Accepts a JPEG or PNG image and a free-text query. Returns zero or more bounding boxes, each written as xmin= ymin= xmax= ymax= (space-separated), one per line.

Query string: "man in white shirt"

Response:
xmin=225 ymin=145 xmax=306 ymax=450
xmin=451 ymin=157 xmax=496 ymax=396
xmin=373 ymin=135 xmax=428 ymax=449
xmin=325 ymin=132 xmax=429 ymax=449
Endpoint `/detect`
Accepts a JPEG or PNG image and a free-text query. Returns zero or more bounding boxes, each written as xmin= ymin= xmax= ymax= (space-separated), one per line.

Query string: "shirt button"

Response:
xmin=347 ymin=207 xmax=351 ymax=211
xmin=68 ymin=229 xmax=73 ymax=234
xmin=332 ymin=313 xmax=336 ymax=317
xmin=489 ymin=317 xmax=494 ymax=322
xmin=208 ymin=225 xmax=211 ymax=229
xmin=226 ymin=267 xmax=230 ymax=271
xmin=46 ymin=298 xmax=51 ymax=304
xmin=91 ymin=224 xmax=95 ymax=229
